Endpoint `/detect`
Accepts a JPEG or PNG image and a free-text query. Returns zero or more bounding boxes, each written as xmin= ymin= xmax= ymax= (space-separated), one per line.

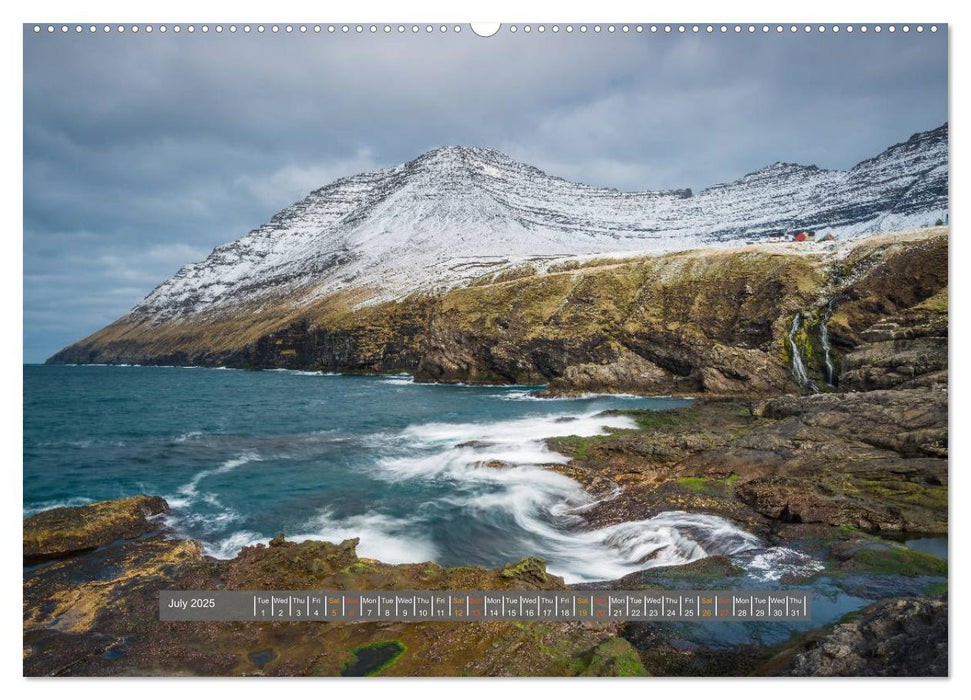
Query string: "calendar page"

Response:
xmin=22 ymin=17 xmax=948 ymax=679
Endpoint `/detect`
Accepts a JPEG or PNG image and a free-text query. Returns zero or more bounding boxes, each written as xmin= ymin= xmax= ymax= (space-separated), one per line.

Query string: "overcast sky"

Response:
xmin=23 ymin=26 xmax=947 ymax=362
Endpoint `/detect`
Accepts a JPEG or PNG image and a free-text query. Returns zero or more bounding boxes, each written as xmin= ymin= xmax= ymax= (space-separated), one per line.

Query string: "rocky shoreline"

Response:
xmin=23 ymin=492 xmax=947 ymax=676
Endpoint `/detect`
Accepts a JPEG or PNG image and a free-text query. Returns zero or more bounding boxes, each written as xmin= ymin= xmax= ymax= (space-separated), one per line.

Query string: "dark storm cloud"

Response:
xmin=23 ymin=26 xmax=947 ymax=362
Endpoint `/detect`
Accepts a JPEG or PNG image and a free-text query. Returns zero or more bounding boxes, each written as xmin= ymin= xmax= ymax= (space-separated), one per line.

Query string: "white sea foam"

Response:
xmin=537 ymin=511 xmax=762 ymax=582
xmin=453 ymin=479 xmax=766 ymax=582
xmin=498 ymin=390 xmax=653 ymax=401
xmin=375 ymin=411 xmax=634 ymax=484
xmin=163 ymin=453 xmax=263 ymax=543
xmin=733 ymin=546 xmax=825 ymax=582
xmin=292 ymin=510 xmax=439 ymax=564
xmin=159 ymin=406 xmax=818 ymax=583
xmin=201 ymin=530 xmax=269 ymax=559
xmin=168 ymin=506 xmax=243 ymax=534
xmin=366 ymin=409 xmax=816 ymax=582
xmin=23 ymin=496 xmax=94 ymax=517
xmin=380 ymin=375 xmax=415 ymax=386
xmin=401 ymin=410 xmax=636 ymax=447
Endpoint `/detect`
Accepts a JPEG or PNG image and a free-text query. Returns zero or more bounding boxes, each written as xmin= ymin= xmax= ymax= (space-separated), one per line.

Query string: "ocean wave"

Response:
xmin=376 ymin=412 xmax=636 ymax=490
xmin=199 ymin=510 xmax=440 ymax=564
xmin=176 ymin=453 xmax=262 ymax=499
xmin=380 ymin=375 xmax=415 ymax=386
xmin=497 ymin=390 xmax=691 ymax=402
xmin=165 ymin=505 xmax=243 ymax=535
xmin=449 ymin=483 xmax=767 ymax=582
xmin=370 ymin=407 xmax=818 ymax=583
xmin=400 ymin=410 xmax=635 ymax=447
xmin=292 ymin=509 xmax=439 ymax=564
xmin=164 ymin=453 xmax=264 ymax=540
xmin=733 ymin=546 xmax=825 ymax=582
xmin=375 ymin=411 xmax=634 ymax=485
xmin=200 ymin=530 xmax=269 ymax=559
xmin=23 ymin=496 xmax=94 ymax=517
xmin=498 ymin=390 xmax=639 ymax=401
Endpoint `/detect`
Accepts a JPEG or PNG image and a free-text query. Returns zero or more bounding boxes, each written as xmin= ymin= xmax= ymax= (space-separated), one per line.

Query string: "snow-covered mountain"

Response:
xmin=136 ymin=124 xmax=948 ymax=320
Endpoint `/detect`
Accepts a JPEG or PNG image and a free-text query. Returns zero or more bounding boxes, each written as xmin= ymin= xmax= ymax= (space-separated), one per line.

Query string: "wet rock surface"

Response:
xmin=546 ymin=390 xmax=946 ymax=536
xmin=776 ymin=596 xmax=947 ymax=676
xmin=23 ymin=495 xmax=169 ymax=565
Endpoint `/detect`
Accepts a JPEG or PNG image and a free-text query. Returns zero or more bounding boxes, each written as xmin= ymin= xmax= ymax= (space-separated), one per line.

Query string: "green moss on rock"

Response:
xmin=499 ymin=557 xmax=549 ymax=584
xmin=850 ymin=547 xmax=947 ymax=577
xmin=581 ymin=638 xmax=650 ymax=677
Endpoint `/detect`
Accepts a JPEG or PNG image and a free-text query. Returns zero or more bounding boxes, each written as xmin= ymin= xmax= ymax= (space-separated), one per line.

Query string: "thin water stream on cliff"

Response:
xmin=787 ymin=314 xmax=811 ymax=389
xmin=820 ymin=300 xmax=837 ymax=386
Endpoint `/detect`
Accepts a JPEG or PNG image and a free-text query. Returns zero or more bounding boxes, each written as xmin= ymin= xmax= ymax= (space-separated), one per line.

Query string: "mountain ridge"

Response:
xmin=129 ymin=123 xmax=947 ymax=321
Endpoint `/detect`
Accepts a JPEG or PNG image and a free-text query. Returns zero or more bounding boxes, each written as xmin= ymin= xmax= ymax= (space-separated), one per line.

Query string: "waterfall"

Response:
xmin=788 ymin=313 xmax=811 ymax=389
xmin=820 ymin=301 xmax=836 ymax=386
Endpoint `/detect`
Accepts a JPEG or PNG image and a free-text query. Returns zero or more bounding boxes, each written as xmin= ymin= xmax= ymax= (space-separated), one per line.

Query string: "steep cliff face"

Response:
xmin=786 ymin=230 xmax=949 ymax=390
xmin=413 ymin=247 xmax=822 ymax=395
xmin=49 ymin=228 xmax=947 ymax=398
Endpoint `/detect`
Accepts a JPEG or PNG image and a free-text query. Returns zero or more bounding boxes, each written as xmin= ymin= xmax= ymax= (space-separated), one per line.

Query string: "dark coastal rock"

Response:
xmin=840 ymin=301 xmax=947 ymax=392
xmin=753 ymin=388 xmax=947 ymax=458
xmin=547 ymin=388 xmax=946 ymax=535
xmin=23 ymin=495 xmax=169 ymax=565
xmin=778 ymin=596 xmax=947 ymax=676
xmin=24 ymin=537 xmax=203 ymax=640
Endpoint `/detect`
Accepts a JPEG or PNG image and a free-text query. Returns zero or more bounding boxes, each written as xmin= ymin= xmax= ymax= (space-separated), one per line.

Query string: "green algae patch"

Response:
xmin=580 ymin=638 xmax=650 ymax=677
xmin=676 ymin=474 xmax=738 ymax=493
xmin=850 ymin=547 xmax=947 ymax=577
xmin=855 ymin=479 xmax=948 ymax=511
xmin=547 ymin=434 xmax=608 ymax=460
xmin=500 ymin=557 xmax=549 ymax=583
xmin=341 ymin=640 xmax=407 ymax=677
xmin=616 ymin=407 xmax=698 ymax=431
xmin=340 ymin=561 xmax=378 ymax=574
